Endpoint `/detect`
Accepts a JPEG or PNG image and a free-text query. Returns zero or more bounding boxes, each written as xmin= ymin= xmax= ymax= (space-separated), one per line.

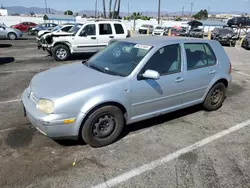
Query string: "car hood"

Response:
xmin=38 ymin=30 xmax=50 ymax=37
xmin=30 ymin=62 xmax=122 ymax=100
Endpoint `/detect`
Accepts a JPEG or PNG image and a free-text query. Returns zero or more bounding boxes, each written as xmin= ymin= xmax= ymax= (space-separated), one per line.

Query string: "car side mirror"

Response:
xmin=141 ymin=70 xmax=160 ymax=80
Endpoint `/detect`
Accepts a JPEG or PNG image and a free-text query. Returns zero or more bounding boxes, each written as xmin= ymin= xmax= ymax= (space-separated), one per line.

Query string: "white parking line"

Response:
xmin=235 ymin=46 xmax=241 ymax=51
xmin=92 ymin=119 xmax=250 ymax=188
xmin=233 ymin=70 xmax=250 ymax=77
xmin=0 ymin=99 xmax=21 ymax=104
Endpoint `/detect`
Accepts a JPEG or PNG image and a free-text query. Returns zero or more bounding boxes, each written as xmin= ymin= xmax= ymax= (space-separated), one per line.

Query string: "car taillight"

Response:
xmin=229 ymin=62 xmax=232 ymax=74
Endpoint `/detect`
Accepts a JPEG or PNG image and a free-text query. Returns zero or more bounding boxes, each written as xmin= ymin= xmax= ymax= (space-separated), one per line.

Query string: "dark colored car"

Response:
xmin=12 ymin=22 xmax=37 ymax=32
xmin=187 ymin=28 xmax=204 ymax=38
xmin=227 ymin=17 xmax=250 ymax=27
xmin=241 ymin=32 xmax=250 ymax=49
xmin=163 ymin=28 xmax=182 ymax=36
xmin=211 ymin=28 xmax=238 ymax=47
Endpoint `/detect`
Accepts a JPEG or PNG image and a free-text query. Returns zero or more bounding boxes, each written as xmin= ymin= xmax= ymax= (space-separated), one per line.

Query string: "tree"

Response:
xmin=109 ymin=0 xmax=113 ymax=18
xmin=64 ymin=10 xmax=73 ymax=15
xmin=103 ymin=0 xmax=107 ymax=18
xmin=30 ymin=12 xmax=35 ymax=16
xmin=131 ymin=12 xmax=142 ymax=30
xmin=112 ymin=0 xmax=118 ymax=18
xmin=192 ymin=9 xmax=208 ymax=20
xmin=117 ymin=0 xmax=121 ymax=19
xmin=175 ymin=16 xmax=182 ymax=21
xmin=75 ymin=12 xmax=79 ymax=16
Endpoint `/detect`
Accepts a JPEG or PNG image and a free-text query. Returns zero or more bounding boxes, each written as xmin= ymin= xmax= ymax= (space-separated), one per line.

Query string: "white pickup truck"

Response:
xmin=43 ymin=20 xmax=130 ymax=61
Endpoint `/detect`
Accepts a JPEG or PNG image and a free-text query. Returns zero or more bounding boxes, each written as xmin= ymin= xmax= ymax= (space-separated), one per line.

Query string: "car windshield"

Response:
xmin=142 ymin=25 xmax=151 ymax=28
xmin=51 ymin=25 xmax=62 ymax=31
xmin=155 ymin=26 xmax=163 ymax=29
xmin=69 ymin=24 xmax=82 ymax=33
xmin=87 ymin=41 xmax=152 ymax=77
xmin=219 ymin=29 xmax=234 ymax=34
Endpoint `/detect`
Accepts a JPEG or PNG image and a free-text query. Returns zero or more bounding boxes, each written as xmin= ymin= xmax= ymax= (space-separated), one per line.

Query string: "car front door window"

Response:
xmin=143 ymin=44 xmax=182 ymax=75
xmin=130 ymin=43 xmax=185 ymax=121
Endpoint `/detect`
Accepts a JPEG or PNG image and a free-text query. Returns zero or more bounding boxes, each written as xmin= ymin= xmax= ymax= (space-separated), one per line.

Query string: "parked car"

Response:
xmin=163 ymin=28 xmax=182 ymax=36
xmin=12 ymin=22 xmax=37 ymax=32
xmin=241 ymin=32 xmax=250 ymax=49
xmin=227 ymin=17 xmax=250 ymax=27
xmin=211 ymin=28 xmax=238 ymax=47
xmin=44 ymin=20 xmax=130 ymax=61
xmin=138 ymin=24 xmax=154 ymax=34
xmin=152 ymin=25 xmax=166 ymax=36
xmin=22 ymin=36 xmax=232 ymax=147
xmin=0 ymin=23 xmax=23 ymax=40
xmin=187 ymin=28 xmax=204 ymax=38
xmin=37 ymin=24 xmax=76 ymax=50
xmin=30 ymin=23 xmax=58 ymax=35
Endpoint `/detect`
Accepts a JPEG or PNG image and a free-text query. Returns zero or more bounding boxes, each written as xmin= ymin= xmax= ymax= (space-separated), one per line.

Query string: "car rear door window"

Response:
xmin=99 ymin=23 xmax=112 ymax=35
xmin=184 ymin=43 xmax=217 ymax=70
xmin=143 ymin=44 xmax=182 ymax=75
xmin=114 ymin=24 xmax=124 ymax=34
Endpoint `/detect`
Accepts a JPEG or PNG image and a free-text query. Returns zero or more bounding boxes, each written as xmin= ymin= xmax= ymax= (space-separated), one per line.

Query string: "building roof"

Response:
xmin=43 ymin=14 xmax=76 ymax=21
xmin=188 ymin=20 xmax=227 ymax=27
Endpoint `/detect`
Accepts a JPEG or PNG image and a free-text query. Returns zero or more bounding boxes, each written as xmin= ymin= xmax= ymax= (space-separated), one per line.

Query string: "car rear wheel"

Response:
xmin=8 ymin=32 xmax=17 ymax=40
xmin=81 ymin=106 xmax=125 ymax=147
xmin=203 ymin=82 xmax=226 ymax=111
xmin=52 ymin=44 xmax=70 ymax=61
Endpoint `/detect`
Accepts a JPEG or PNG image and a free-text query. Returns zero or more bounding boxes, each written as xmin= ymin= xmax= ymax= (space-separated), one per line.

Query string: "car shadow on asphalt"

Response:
xmin=0 ymin=57 xmax=15 ymax=65
xmin=0 ymin=44 xmax=12 ymax=48
xmin=120 ymin=105 xmax=203 ymax=140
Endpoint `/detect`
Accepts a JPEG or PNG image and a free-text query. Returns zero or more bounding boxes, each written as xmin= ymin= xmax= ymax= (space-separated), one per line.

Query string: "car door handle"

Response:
xmin=91 ymin=37 xmax=96 ymax=40
xmin=209 ymin=70 xmax=216 ymax=74
xmin=175 ymin=77 xmax=184 ymax=83
xmin=109 ymin=36 xmax=114 ymax=38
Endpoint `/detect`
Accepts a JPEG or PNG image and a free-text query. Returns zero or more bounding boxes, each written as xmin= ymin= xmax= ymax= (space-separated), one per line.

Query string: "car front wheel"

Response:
xmin=8 ymin=32 xmax=17 ymax=40
xmin=52 ymin=44 xmax=70 ymax=61
xmin=203 ymin=82 xmax=226 ymax=111
xmin=81 ymin=106 xmax=125 ymax=147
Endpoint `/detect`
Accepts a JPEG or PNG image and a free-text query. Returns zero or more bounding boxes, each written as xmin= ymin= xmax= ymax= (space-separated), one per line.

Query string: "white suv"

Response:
xmin=45 ymin=20 xmax=129 ymax=61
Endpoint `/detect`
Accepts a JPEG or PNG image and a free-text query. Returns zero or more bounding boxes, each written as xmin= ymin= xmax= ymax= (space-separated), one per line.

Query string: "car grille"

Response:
xmin=154 ymin=33 xmax=161 ymax=35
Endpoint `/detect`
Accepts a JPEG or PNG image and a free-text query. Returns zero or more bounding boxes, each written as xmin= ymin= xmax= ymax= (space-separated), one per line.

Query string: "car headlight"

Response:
xmin=37 ymin=99 xmax=54 ymax=114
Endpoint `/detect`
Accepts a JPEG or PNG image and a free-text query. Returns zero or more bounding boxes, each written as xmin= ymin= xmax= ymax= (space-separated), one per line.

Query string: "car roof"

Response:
xmin=119 ymin=36 xmax=211 ymax=46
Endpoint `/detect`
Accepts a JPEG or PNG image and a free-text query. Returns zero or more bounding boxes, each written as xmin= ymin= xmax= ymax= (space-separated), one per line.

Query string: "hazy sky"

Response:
xmin=1 ymin=0 xmax=250 ymax=13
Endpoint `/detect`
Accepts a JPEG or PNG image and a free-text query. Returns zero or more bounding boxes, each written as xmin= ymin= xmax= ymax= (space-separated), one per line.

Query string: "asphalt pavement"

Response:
xmin=1 ymin=37 xmax=250 ymax=188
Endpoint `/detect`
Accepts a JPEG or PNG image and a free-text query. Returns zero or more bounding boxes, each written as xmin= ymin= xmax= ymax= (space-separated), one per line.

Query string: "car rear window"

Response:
xmin=114 ymin=24 xmax=124 ymax=34
xmin=184 ymin=43 xmax=217 ymax=70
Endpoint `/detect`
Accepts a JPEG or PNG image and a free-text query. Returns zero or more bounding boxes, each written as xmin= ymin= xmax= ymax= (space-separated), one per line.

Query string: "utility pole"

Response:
xmin=95 ymin=0 xmax=98 ymax=18
xmin=127 ymin=1 xmax=130 ymax=17
xmin=190 ymin=2 xmax=193 ymax=18
xmin=45 ymin=0 xmax=48 ymax=14
xmin=182 ymin=6 xmax=184 ymax=17
xmin=158 ymin=0 xmax=161 ymax=24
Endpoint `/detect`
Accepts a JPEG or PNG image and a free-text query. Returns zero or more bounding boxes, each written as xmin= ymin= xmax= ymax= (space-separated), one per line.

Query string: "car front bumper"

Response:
xmin=22 ymin=88 xmax=86 ymax=139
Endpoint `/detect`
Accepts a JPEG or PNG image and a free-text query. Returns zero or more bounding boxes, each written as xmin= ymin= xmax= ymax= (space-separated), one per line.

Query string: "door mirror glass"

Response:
xmin=142 ymin=70 xmax=160 ymax=80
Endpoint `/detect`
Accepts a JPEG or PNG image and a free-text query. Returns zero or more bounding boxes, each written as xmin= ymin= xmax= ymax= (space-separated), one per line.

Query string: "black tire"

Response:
xmin=81 ymin=106 xmax=125 ymax=147
xmin=8 ymin=32 xmax=17 ymax=40
xmin=52 ymin=44 xmax=70 ymax=61
xmin=230 ymin=41 xmax=236 ymax=47
xmin=203 ymin=82 xmax=226 ymax=111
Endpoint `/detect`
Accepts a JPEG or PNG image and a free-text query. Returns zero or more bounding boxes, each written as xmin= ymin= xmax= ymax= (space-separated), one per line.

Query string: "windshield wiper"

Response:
xmin=89 ymin=64 xmax=106 ymax=73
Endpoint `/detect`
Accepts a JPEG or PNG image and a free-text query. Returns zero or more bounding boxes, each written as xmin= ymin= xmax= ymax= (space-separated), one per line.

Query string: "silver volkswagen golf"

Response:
xmin=22 ymin=36 xmax=232 ymax=147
